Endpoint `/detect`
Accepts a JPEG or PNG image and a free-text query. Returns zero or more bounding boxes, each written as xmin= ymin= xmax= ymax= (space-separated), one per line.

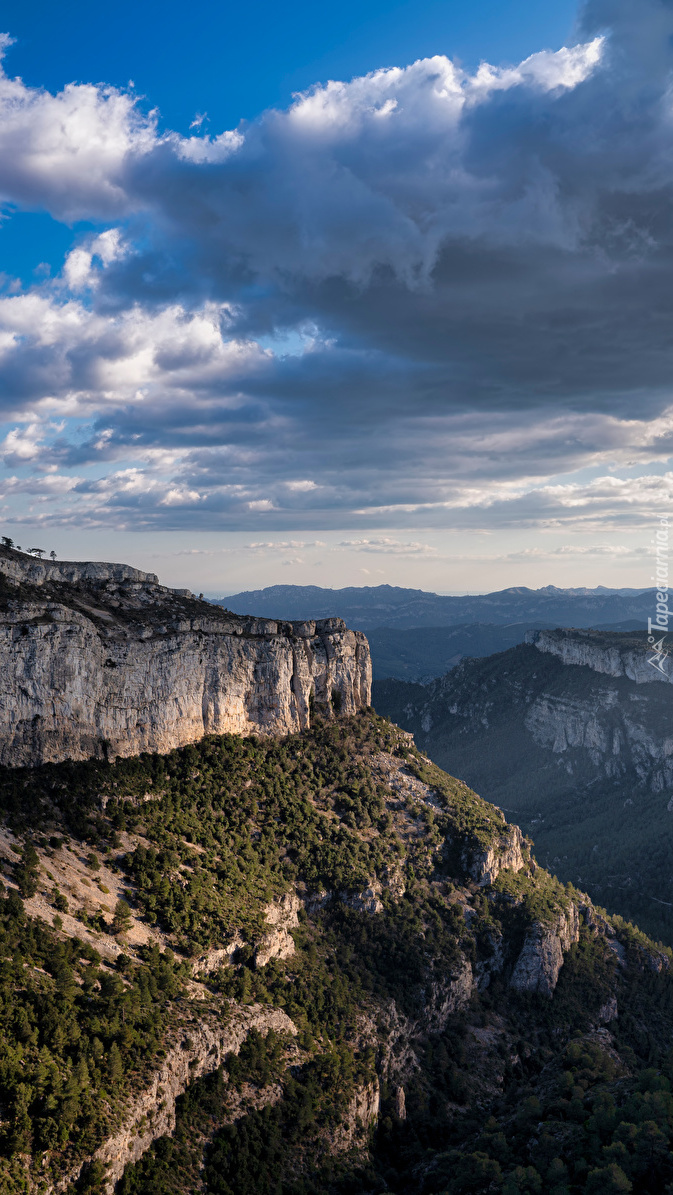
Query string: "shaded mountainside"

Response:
xmin=2 ymin=713 xmax=673 ymax=1195
xmin=0 ymin=546 xmax=370 ymax=767
xmin=372 ymin=629 xmax=673 ymax=945
xmin=220 ymin=582 xmax=653 ymax=632
xmin=366 ymin=621 xmax=645 ymax=681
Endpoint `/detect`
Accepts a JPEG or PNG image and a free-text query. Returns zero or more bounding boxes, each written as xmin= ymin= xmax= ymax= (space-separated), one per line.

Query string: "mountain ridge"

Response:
xmin=2 ymin=711 xmax=673 ymax=1195
xmin=0 ymin=553 xmax=672 ymax=1193
xmin=217 ymin=582 xmax=654 ymax=631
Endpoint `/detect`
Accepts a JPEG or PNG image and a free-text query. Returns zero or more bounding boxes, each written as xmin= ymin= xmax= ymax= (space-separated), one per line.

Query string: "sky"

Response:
xmin=0 ymin=0 xmax=671 ymax=595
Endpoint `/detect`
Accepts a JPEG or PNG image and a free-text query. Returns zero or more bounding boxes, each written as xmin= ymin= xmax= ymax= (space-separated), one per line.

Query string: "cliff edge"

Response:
xmin=0 ymin=547 xmax=371 ymax=766
xmin=525 ymin=626 xmax=670 ymax=684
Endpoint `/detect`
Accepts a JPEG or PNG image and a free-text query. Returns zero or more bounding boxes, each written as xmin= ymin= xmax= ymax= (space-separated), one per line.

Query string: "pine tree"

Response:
xmin=109 ymin=1042 xmax=123 ymax=1084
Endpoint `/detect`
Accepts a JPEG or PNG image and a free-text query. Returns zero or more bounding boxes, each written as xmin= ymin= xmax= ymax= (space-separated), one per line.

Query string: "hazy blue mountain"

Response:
xmin=215 ymin=583 xmax=651 ymax=679
xmin=216 ymin=582 xmax=652 ymax=631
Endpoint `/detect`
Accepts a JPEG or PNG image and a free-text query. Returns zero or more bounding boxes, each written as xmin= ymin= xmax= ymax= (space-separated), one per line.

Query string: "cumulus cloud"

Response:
xmin=1 ymin=0 xmax=673 ymax=537
xmin=0 ymin=296 xmax=266 ymax=424
xmin=0 ymin=38 xmax=156 ymax=221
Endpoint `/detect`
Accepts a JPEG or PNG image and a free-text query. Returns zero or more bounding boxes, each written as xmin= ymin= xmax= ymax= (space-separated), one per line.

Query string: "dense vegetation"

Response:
xmin=0 ymin=713 xmax=499 ymax=1190
xmin=118 ymin=1029 xmax=379 ymax=1195
xmin=2 ymin=710 xmax=673 ymax=1193
xmin=118 ymin=920 xmax=673 ymax=1195
xmin=0 ymin=713 xmax=496 ymax=955
xmin=0 ymin=897 xmax=185 ymax=1192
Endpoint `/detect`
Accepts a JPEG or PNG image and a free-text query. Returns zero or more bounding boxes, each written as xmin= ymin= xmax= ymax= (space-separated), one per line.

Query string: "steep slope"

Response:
xmin=221 ymin=582 xmax=653 ymax=630
xmin=373 ymin=629 xmax=673 ymax=943
xmin=0 ymin=547 xmax=370 ymax=767
xmin=1 ymin=713 xmax=673 ymax=1195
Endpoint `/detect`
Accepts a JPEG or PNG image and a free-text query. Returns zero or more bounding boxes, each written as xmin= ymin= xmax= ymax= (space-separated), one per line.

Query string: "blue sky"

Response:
xmin=4 ymin=0 xmax=579 ymax=131
xmin=0 ymin=0 xmax=670 ymax=593
xmin=0 ymin=0 xmax=578 ymax=286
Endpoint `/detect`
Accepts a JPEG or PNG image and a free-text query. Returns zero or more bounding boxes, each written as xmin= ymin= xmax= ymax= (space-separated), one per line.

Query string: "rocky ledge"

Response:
xmin=526 ymin=627 xmax=670 ymax=684
xmin=0 ymin=547 xmax=371 ymax=767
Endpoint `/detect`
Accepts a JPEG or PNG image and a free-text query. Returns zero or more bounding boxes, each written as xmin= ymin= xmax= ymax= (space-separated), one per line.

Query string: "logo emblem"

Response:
xmin=647 ymin=635 xmax=670 ymax=676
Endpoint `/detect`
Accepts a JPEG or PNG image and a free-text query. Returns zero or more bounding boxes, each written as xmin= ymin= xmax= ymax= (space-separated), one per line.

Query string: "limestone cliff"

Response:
xmin=372 ymin=632 xmax=673 ymax=801
xmin=466 ymin=823 xmax=525 ymax=887
xmin=509 ymin=904 xmax=581 ymax=997
xmin=526 ymin=627 xmax=672 ymax=685
xmin=0 ymin=547 xmax=371 ymax=767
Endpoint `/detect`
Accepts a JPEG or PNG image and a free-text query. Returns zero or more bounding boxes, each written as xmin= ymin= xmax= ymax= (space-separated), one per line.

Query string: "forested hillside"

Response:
xmin=1 ymin=710 xmax=673 ymax=1193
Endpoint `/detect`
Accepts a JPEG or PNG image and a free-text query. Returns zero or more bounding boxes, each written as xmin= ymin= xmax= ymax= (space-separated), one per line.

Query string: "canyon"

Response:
xmin=373 ymin=627 xmax=673 ymax=942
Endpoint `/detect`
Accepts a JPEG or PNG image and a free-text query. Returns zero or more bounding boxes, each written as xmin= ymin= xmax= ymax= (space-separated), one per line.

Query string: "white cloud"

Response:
xmin=0 ymin=39 xmax=156 ymax=220
xmin=62 ymin=228 xmax=126 ymax=290
xmin=469 ymin=38 xmax=604 ymax=97
xmin=161 ymin=541 xmax=326 ymax=556
xmin=0 ymin=28 xmax=605 ymax=277
xmin=0 ymin=295 xmax=266 ymax=423
xmin=247 ymin=499 xmax=275 ymax=511
xmin=338 ymin=537 xmax=439 ymax=555
xmin=176 ymin=128 xmax=243 ymax=164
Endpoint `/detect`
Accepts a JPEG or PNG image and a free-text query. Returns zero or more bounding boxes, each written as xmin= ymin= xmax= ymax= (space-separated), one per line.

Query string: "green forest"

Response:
xmin=1 ymin=712 xmax=673 ymax=1193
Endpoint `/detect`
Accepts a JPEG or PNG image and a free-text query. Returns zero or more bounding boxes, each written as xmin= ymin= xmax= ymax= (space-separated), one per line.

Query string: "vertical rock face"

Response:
xmin=467 ymin=824 xmax=525 ymax=887
xmin=526 ymin=628 xmax=672 ymax=686
xmin=0 ymin=548 xmax=371 ymax=767
xmin=336 ymin=1080 xmax=380 ymax=1147
xmin=425 ymin=957 xmax=475 ymax=1031
xmin=255 ymin=893 xmax=302 ymax=967
xmin=509 ymin=904 xmax=581 ymax=997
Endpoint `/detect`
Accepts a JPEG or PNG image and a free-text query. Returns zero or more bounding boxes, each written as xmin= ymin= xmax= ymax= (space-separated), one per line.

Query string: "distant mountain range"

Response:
xmin=215 ymin=584 xmax=652 ymax=678
xmin=217 ymin=582 xmax=652 ymax=631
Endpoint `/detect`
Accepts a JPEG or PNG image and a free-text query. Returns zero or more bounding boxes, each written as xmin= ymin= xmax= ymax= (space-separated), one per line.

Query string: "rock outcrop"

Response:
xmin=0 ymin=553 xmax=159 ymax=589
xmin=526 ymin=628 xmax=672 ymax=685
xmin=55 ymin=1003 xmax=298 ymax=1195
xmin=342 ymin=884 xmax=385 ymax=915
xmin=371 ymin=632 xmax=673 ymax=934
xmin=425 ymin=957 xmax=475 ymax=1030
xmin=341 ymin=1080 xmax=380 ymax=1132
xmin=509 ymin=904 xmax=581 ymax=997
xmin=373 ymin=632 xmax=673 ymax=802
xmin=0 ymin=547 xmax=371 ymax=767
xmin=467 ymin=823 xmax=525 ymax=887
xmin=255 ymin=892 xmax=301 ymax=966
